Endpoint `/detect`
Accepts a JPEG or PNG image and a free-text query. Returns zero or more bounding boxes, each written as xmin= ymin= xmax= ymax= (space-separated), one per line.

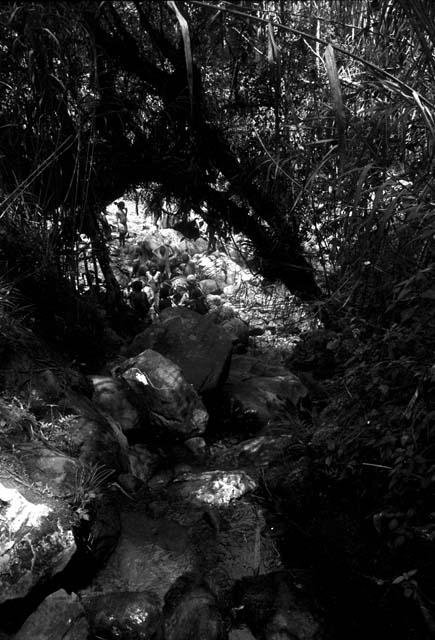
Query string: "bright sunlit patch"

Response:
xmin=176 ymin=471 xmax=256 ymax=506
xmin=0 ymin=484 xmax=51 ymax=534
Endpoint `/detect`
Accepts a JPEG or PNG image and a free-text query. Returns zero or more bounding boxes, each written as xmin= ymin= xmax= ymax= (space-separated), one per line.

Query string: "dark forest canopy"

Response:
xmin=1 ymin=0 xmax=434 ymax=307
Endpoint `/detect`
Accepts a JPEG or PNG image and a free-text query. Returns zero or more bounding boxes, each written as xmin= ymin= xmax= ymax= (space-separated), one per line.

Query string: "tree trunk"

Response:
xmin=84 ymin=209 xmax=122 ymax=308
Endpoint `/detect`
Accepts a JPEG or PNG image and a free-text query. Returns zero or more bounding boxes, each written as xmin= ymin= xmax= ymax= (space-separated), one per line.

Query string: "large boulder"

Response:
xmin=124 ymin=309 xmax=233 ymax=396
xmin=223 ymin=355 xmax=308 ymax=432
xmin=0 ymin=481 xmax=76 ymax=606
xmin=13 ymin=590 xmax=89 ymax=640
xmin=115 ymin=349 xmax=208 ymax=440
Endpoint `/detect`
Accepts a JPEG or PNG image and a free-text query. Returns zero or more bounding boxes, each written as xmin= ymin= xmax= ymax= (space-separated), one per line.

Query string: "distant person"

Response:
xmin=115 ymin=201 xmax=128 ymax=247
xmin=132 ymin=258 xmax=149 ymax=279
xmin=180 ymin=253 xmax=196 ymax=277
xmin=159 ymin=281 xmax=173 ymax=312
xmin=145 ymin=265 xmax=161 ymax=294
xmin=129 ymin=280 xmax=150 ymax=320
xmin=185 ymin=274 xmax=209 ymax=314
xmin=154 ymin=244 xmax=172 ymax=278
xmin=173 ymin=281 xmax=189 ymax=307
xmin=207 ymin=221 xmax=217 ymax=252
xmin=115 ymin=201 xmax=128 ymax=224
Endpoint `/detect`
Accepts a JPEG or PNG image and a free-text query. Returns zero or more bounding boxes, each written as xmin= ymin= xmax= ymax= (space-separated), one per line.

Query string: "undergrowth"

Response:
xmin=288 ymin=265 xmax=435 ymax=634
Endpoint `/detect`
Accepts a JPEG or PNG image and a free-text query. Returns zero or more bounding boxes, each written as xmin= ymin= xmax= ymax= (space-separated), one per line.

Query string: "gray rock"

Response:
xmin=116 ymin=349 xmax=208 ymax=440
xmin=14 ymin=590 xmax=89 ymax=640
xmin=0 ymin=482 xmax=76 ymax=605
xmin=13 ymin=441 xmax=122 ymax=574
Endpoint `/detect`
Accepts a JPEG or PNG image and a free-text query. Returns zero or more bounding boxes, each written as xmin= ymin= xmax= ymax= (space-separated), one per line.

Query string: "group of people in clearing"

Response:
xmin=128 ymin=272 xmax=209 ymax=324
xmin=115 ymin=202 xmax=210 ymax=324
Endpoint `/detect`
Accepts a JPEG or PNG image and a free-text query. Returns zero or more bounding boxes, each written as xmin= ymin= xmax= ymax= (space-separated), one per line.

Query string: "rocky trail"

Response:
xmin=0 ymin=207 xmax=324 ymax=639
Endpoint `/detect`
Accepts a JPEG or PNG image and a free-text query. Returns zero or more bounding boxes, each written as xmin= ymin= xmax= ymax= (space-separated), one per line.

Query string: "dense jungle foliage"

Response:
xmin=1 ymin=0 xmax=435 ymax=635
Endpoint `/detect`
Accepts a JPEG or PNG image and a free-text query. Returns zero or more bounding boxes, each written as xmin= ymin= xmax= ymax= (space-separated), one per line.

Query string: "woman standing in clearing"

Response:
xmin=115 ymin=201 xmax=128 ymax=247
